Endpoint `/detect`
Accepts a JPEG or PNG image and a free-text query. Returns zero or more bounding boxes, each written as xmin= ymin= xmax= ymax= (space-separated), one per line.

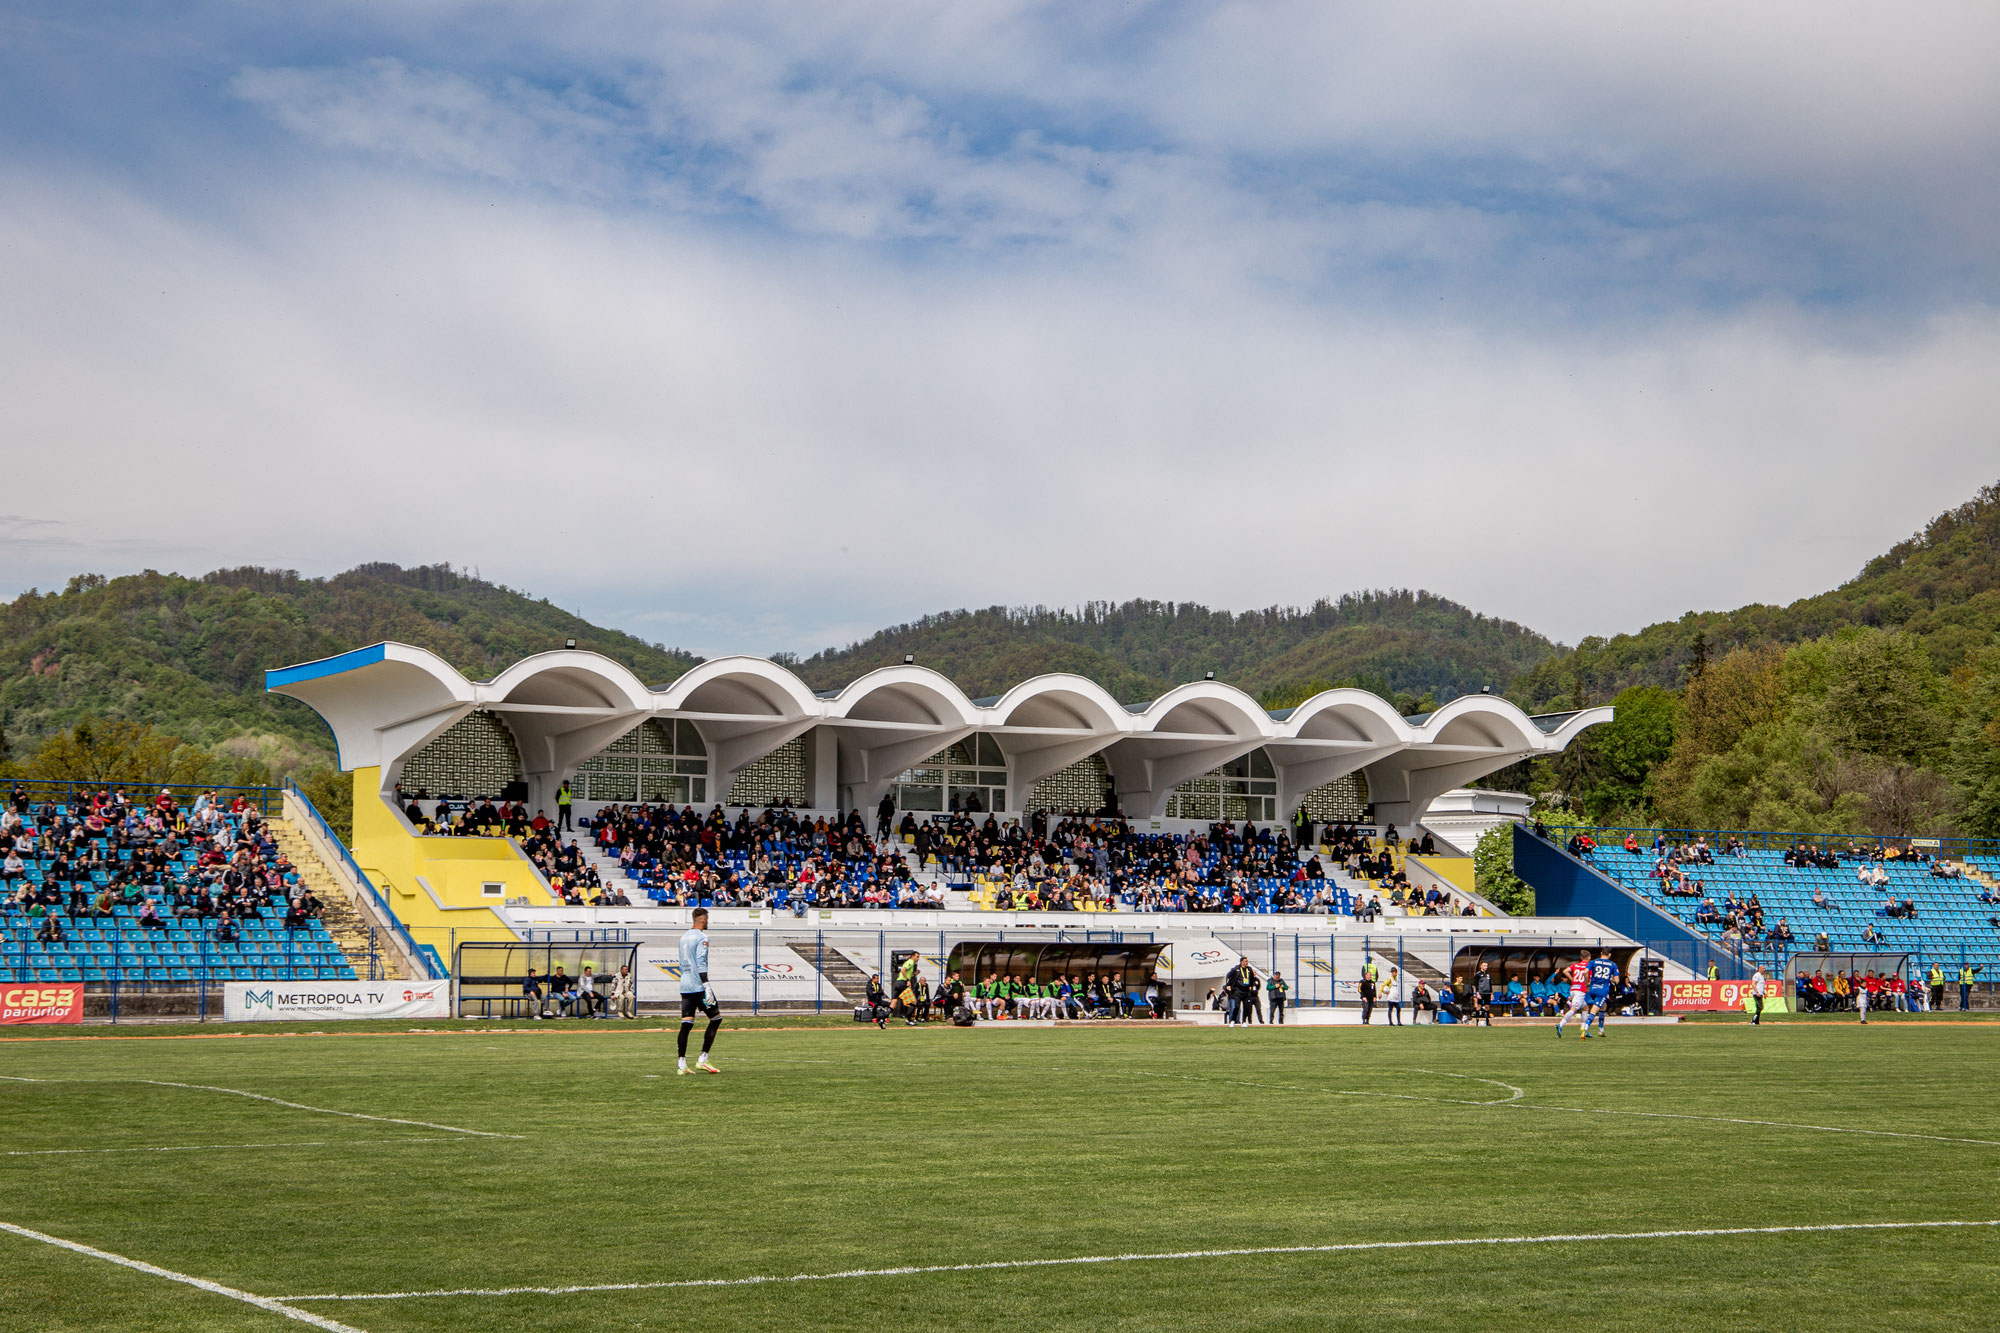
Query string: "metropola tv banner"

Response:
xmin=223 ymin=981 xmax=450 ymax=1022
xmin=2 ymin=983 xmax=84 ymax=1024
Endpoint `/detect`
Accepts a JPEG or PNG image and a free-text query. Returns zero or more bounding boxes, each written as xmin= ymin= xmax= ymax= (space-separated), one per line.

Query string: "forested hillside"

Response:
xmin=792 ymin=591 xmax=1560 ymax=710
xmin=0 ymin=564 xmax=697 ymax=776
xmin=1495 ymin=481 xmax=2000 ymax=842
xmin=5 ymin=482 xmax=1997 ymax=843
xmin=1511 ymin=483 xmax=2000 ymax=710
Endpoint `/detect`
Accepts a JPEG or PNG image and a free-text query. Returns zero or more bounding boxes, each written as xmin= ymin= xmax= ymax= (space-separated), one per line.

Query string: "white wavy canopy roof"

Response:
xmin=267 ymin=642 xmax=1609 ymax=823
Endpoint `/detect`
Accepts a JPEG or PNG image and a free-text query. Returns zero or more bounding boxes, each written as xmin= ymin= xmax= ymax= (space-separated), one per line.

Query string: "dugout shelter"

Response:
xmin=455 ymin=940 xmax=638 ymax=1017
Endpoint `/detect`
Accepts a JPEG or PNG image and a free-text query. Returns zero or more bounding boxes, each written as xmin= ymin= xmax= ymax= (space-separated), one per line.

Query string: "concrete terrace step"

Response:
xmin=780 ymin=938 xmax=871 ymax=1001
xmin=270 ymin=821 xmax=401 ymax=980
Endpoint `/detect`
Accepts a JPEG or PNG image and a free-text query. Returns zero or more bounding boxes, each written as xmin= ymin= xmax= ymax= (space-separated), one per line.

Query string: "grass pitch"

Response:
xmin=2 ymin=1017 xmax=1996 ymax=1332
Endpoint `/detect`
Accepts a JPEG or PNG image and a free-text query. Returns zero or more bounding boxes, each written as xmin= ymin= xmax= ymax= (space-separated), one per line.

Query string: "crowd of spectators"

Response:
xmin=1794 ymin=967 xmax=1923 ymax=1012
xmin=2 ymin=784 xmax=319 ymax=936
xmin=398 ymin=784 xmax=1486 ymax=920
xmin=588 ymin=801 xmax=941 ymax=910
xmin=1580 ymin=827 xmax=1972 ymax=951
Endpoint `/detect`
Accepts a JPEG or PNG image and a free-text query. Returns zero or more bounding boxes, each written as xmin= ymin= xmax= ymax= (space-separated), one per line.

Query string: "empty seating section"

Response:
xmin=0 ymin=794 xmax=359 ymax=986
xmin=1583 ymin=838 xmax=2000 ymax=973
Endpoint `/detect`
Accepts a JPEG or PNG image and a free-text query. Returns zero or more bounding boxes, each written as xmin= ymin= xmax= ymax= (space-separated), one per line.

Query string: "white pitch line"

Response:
xmin=0 ymin=1220 xmax=370 ymax=1332
xmin=284 ymin=1218 xmax=2000 ymax=1301
xmin=2 ymin=1136 xmax=465 ymax=1158
xmin=1495 ymin=1101 xmax=2000 ymax=1149
xmin=4 ymin=1074 xmax=521 ymax=1140
xmin=138 ymin=1081 xmax=523 ymax=1139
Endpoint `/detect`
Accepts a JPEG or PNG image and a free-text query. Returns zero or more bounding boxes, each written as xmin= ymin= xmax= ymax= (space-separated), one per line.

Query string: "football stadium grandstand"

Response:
xmin=12 ymin=641 xmax=1993 ymax=1016
xmin=1524 ymin=824 xmax=2000 ymax=981
xmin=254 ymin=642 xmax=1637 ymax=1012
xmin=0 ymin=784 xmax=372 ymax=991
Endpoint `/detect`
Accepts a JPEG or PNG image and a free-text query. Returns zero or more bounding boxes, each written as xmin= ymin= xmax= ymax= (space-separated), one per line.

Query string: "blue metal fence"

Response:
xmin=282 ymin=777 xmax=436 ymax=980
xmin=10 ymin=779 xmax=284 ymax=816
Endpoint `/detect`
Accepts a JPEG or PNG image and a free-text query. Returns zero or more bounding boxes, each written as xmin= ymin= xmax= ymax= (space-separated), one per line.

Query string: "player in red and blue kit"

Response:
xmin=1555 ymin=956 xmax=1591 ymax=1038
xmin=1585 ymin=949 xmax=1619 ymax=1037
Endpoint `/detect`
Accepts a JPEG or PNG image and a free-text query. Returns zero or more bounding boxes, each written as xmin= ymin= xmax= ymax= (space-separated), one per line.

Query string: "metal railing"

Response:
xmin=8 ymin=780 xmax=284 ymax=816
xmin=1563 ymin=825 xmax=2000 ymax=863
xmin=281 ymin=778 xmax=436 ymax=980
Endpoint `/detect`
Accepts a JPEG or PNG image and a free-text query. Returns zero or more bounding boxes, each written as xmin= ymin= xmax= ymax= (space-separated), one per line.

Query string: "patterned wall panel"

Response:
xmin=398 ymin=712 xmax=522 ymax=798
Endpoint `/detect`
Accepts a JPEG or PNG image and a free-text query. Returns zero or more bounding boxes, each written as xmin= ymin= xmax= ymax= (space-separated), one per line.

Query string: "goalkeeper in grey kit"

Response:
xmin=677 ymin=908 xmax=722 ymax=1075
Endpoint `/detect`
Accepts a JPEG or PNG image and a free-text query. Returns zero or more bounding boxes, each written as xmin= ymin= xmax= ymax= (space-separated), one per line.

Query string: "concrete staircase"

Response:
xmin=270 ymin=818 xmax=402 ymax=980
xmin=781 ymin=939 xmax=870 ymax=1002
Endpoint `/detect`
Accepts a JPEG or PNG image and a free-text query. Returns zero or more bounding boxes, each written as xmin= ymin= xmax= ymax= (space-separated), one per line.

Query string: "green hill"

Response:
xmin=1511 ymin=482 xmax=2000 ymax=710
xmin=0 ymin=564 xmax=698 ymax=772
xmin=792 ymin=591 xmax=1561 ymax=709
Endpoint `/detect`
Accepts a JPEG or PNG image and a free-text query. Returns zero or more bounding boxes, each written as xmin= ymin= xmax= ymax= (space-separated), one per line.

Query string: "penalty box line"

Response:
xmin=284 ymin=1219 xmax=2000 ymax=1302
xmin=0 ymin=1220 xmax=369 ymax=1333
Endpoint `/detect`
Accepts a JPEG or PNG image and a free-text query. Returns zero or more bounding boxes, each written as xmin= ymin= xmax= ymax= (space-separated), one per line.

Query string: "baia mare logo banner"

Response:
xmin=224 ymin=981 xmax=450 ymax=1022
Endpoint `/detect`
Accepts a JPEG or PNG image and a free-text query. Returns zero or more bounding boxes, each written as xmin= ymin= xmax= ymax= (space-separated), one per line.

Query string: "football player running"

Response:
xmin=1555 ymin=954 xmax=1591 ymax=1039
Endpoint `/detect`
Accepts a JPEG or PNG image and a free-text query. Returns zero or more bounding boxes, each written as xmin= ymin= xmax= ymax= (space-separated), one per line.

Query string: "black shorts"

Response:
xmin=680 ymin=991 xmax=720 ymax=1020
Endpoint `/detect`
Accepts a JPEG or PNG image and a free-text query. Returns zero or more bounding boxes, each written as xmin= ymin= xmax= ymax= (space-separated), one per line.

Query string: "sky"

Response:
xmin=2 ymin=2 xmax=1997 ymax=660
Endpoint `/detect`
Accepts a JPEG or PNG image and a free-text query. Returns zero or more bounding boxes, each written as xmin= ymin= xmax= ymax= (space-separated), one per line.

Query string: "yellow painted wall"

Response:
xmin=1418 ymin=855 xmax=1476 ymax=896
xmin=349 ymin=766 xmax=552 ymax=963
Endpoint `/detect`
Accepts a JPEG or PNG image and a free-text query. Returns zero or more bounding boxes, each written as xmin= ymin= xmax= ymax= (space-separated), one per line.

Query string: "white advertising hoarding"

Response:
xmin=224 ymin=980 xmax=451 ymax=1022
xmin=636 ymin=947 xmax=839 ymax=1002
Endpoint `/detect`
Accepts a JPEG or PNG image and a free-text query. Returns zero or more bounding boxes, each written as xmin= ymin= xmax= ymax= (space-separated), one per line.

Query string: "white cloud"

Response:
xmin=0 ymin=175 xmax=1992 ymax=656
xmin=2 ymin=3 xmax=1997 ymax=661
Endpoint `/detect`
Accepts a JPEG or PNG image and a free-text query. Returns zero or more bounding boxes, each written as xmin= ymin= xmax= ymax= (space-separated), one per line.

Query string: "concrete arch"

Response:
xmin=1264 ymin=690 xmax=1414 ymax=820
xmin=481 ymin=651 xmax=656 ymax=811
xmin=1101 ymin=683 xmax=1275 ymax=819
xmin=484 ymin=651 xmax=655 ymax=713
xmin=987 ymin=675 xmax=1134 ymax=809
xmin=1418 ymin=696 xmax=1548 ymax=753
xmin=830 ymin=666 xmax=980 ymax=728
xmin=654 ymin=655 xmax=818 ymax=718
xmin=1137 ymin=682 xmax=1274 ymax=740
xmin=988 ymin=674 xmax=1131 ymax=734
xmin=655 ymin=657 xmax=824 ymax=807
xmin=266 ymin=643 xmax=477 ymax=788
xmin=1281 ymin=689 xmax=1412 ymax=746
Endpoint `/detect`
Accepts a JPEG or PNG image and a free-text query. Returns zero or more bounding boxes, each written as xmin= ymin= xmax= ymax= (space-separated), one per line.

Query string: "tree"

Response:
xmin=1951 ymin=648 xmax=2000 ymax=839
xmin=294 ymin=766 xmax=353 ymax=845
xmin=1809 ymin=630 xmax=1952 ymax=766
xmin=1546 ymin=684 xmax=1679 ymax=823
xmin=27 ymin=716 xmax=213 ymax=788
xmin=1472 ymin=823 xmax=1533 ymax=915
xmin=1652 ymin=645 xmax=1786 ymax=826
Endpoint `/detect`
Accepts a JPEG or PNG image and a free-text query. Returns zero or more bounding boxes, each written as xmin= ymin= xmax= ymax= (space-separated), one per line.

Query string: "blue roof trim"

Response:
xmin=264 ymin=643 xmax=389 ymax=690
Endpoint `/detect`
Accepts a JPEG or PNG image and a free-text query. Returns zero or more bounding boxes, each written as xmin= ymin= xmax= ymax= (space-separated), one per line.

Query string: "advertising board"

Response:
xmin=1 ymin=983 xmax=84 ymax=1024
xmin=223 ymin=981 xmax=450 ymax=1021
